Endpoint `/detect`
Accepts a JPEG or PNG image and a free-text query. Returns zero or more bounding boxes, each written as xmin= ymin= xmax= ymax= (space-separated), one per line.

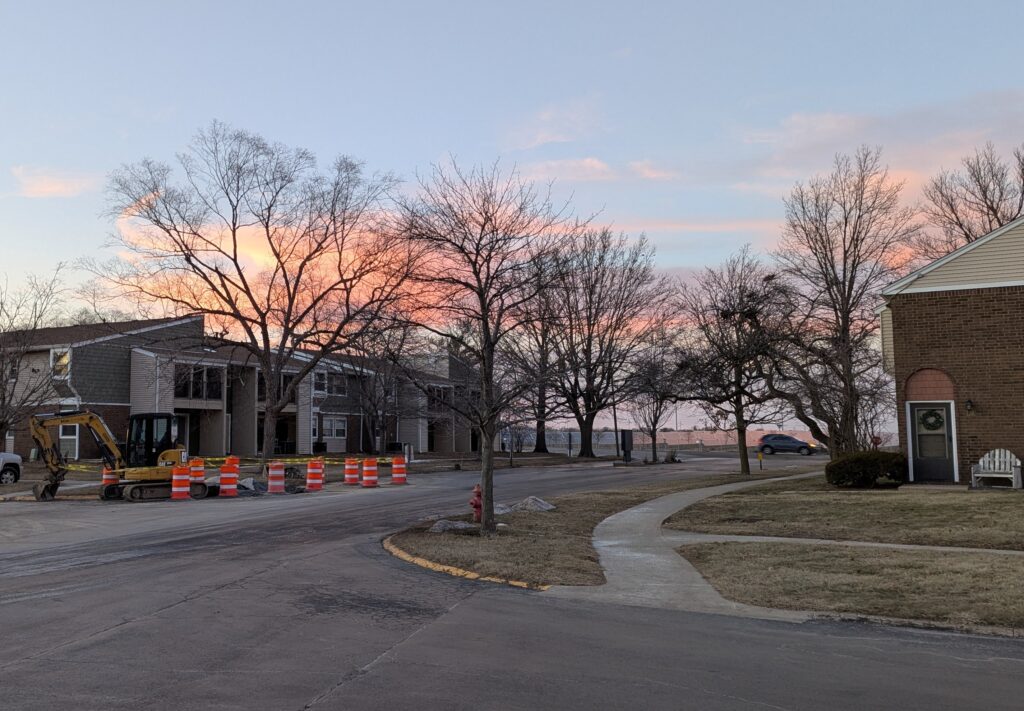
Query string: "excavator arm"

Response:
xmin=30 ymin=411 xmax=125 ymax=501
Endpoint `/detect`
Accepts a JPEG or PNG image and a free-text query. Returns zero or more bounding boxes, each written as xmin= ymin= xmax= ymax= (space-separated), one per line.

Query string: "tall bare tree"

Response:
xmin=624 ymin=322 xmax=685 ymax=464
xmin=0 ymin=270 xmax=65 ymax=450
xmin=394 ymin=161 xmax=580 ymax=532
xmin=772 ymin=147 xmax=916 ymax=457
xmin=919 ymin=142 xmax=1024 ymax=259
xmin=678 ymin=248 xmax=788 ymax=475
xmin=99 ymin=121 xmax=412 ymax=466
xmin=549 ymin=229 xmax=667 ymax=458
xmin=503 ymin=254 xmax=565 ymax=454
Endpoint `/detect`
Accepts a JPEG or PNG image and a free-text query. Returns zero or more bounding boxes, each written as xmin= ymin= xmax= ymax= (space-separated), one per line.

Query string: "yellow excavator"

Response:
xmin=30 ymin=410 xmax=194 ymax=502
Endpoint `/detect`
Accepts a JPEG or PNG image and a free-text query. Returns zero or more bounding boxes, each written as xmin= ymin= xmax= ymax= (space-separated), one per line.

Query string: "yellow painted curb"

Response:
xmin=382 ymin=535 xmax=550 ymax=591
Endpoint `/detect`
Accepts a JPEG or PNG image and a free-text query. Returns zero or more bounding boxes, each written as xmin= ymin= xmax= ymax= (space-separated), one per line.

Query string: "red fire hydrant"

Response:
xmin=469 ymin=484 xmax=482 ymax=523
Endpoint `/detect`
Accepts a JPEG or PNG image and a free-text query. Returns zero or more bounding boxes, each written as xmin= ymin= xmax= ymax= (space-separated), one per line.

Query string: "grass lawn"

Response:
xmin=680 ymin=542 xmax=1024 ymax=630
xmin=389 ymin=470 xmax=817 ymax=587
xmin=666 ymin=475 xmax=1024 ymax=550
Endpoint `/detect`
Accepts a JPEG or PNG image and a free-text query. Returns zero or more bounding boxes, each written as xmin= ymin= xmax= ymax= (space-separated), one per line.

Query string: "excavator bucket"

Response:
xmin=32 ymin=481 xmax=59 ymax=501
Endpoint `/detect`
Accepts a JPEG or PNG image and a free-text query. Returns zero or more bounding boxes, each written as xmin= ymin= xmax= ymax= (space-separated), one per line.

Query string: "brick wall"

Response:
xmin=891 ymin=285 xmax=1024 ymax=478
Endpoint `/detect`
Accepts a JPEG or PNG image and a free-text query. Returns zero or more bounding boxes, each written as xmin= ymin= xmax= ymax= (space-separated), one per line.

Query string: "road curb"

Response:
xmin=382 ymin=535 xmax=550 ymax=591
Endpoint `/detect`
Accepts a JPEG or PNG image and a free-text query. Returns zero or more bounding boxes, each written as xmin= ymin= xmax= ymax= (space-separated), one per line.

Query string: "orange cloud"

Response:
xmin=11 ymin=166 xmax=99 ymax=198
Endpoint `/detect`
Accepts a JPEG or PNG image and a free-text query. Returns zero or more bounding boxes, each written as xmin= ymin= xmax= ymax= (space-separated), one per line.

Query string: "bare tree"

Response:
xmin=394 ymin=161 xmax=580 ymax=533
xmin=772 ymin=147 xmax=917 ymax=457
xmin=549 ymin=229 xmax=667 ymax=458
xmin=98 ymin=121 xmax=412 ymax=467
xmin=0 ymin=270 xmax=65 ymax=450
xmin=919 ymin=142 xmax=1024 ymax=259
xmin=678 ymin=248 xmax=788 ymax=475
xmin=503 ymin=254 xmax=565 ymax=454
xmin=624 ymin=322 xmax=685 ymax=464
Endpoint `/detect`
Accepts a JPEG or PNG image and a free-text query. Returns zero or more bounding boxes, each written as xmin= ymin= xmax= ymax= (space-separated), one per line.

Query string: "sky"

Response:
xmin=3 ymin=0 xmax=1024 ymax=291
xmin=4 ymin=0 xmax=1023 ymax=433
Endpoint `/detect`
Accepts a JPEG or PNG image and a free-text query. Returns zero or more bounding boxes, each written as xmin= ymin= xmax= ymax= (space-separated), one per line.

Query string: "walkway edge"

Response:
xmin=382 ymin=535 xmax=550 ymax=591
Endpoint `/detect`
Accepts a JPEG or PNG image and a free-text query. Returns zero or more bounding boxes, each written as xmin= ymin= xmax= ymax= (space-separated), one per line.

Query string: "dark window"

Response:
xmin=314 ymin=372 xmax=327 ymax=393
xmin=257 ymin=372 xmax=266 ymax=401
xmin=190 ymin=366 xmax=205 ymax=399
xmin=327 ymin=373 xmax=345 ymax=395
xmin=206 ymin=367 xmax=222 ymax=399
xmin=174 ymin=364 xmax=191 ymax=398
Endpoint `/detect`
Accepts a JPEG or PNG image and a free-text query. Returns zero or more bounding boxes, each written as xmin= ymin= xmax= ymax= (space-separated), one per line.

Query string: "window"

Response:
xmin=323 ymin=417 xmax=347 ymax=439
xmin=59 ymin=423 xmax=78 ymax=460
xmin=206 ymin=367 xmax=222 ymax=399
xmin=174 ymin=364 xmax=225 ymax=400
xmin=327 ymin=373 xmax=345 ymax=395
xmin=257 ymin=372 xmax=296 ymax=403
xmin=50 ymin=349 xmax=71 ymax=379
xmin=190 ymin=366 xmax=205 ymax=399
xmin=7 ymin=359 xmax=18 ymax=381
xmin=311 ymin=417 xmax=318 ymax=439
xmin=314 ymin=372 xmax=327 ymax=393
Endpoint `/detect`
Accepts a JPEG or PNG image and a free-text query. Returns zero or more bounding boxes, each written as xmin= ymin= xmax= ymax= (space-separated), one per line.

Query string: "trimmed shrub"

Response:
xmin=825 ymin=451 xmax=908 ymax=489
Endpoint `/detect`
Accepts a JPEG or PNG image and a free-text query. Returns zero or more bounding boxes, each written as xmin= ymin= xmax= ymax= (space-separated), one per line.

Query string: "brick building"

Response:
xmin=879 ymin=215 xmax=1024 ymax=483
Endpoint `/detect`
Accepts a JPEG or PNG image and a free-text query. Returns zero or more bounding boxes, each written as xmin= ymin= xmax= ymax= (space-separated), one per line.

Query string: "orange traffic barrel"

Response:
xmin=267 ymin=461 xmax=286 ymax=494
xmin=306 ymin=459 xmax=324 ymax=492
xmin=219 ymin=462 xmax=238 ymax=498
xmin=189 ymin=458 xmax=205 ymax=484
xmin=171 ymin=465 xmax=191 ymax=500
xmin=225 ymin=455 xmax=240 ymax=467
xmin=391 ymin=455 xmax=407 ymax=485
xmin=101 ymin=466 xmax=118 ymax=488
xmin=344 ymin=458 xmax=359 ymax=486
xmin=361 ymin=459 xmax=378 ymax=488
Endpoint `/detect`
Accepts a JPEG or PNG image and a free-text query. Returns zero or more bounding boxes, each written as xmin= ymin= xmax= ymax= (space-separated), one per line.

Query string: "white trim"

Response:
xmin=882 ymin=215 xmax=1024 ymax=296
xmin=898 ymin=278 xmax=1024 ymax=295
xmin=906 ymin=400 xmax=959 ymax=483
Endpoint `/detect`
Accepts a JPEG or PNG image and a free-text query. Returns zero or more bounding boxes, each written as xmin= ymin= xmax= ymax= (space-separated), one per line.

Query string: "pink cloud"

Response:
xmin=628 ymin=160 xmax=680 ymax=181
xmin=522 ymin=157 xmax=616 ymax=182
xmin=11 ymin=166 xmax=100 ymax=198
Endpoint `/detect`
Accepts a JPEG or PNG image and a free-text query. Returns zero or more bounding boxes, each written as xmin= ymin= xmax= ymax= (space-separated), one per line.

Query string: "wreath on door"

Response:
xmin=919 ymin=409 xmax=944 ymax=431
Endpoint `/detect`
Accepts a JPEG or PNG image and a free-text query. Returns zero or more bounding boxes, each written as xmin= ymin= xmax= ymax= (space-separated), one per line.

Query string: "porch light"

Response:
xmin=965 ymin=399 xmax=974 ymax=412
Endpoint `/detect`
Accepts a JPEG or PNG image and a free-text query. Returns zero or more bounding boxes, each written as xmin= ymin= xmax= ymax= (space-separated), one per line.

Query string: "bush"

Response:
xmin=825 ymin=451 xmax=908 ymax=489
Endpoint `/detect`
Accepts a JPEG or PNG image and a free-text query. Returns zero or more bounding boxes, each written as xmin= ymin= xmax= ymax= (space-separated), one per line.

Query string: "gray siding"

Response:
xmin=129 ymin=350 xmax=157 ymax=413
xmin=296 ymin=374 xmax=312 ymax=455
xmin=72 ymin=317 xmax=204 ymax=405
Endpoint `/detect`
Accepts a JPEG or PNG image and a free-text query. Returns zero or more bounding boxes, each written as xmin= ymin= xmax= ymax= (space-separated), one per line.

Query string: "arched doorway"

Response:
xmin=905 ymin=369 xmax=957 ymax=482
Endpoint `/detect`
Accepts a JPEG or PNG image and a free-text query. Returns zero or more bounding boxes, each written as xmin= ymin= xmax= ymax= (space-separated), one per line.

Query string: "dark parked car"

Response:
xmin=757 ymin=434 xmax=817 ymax=456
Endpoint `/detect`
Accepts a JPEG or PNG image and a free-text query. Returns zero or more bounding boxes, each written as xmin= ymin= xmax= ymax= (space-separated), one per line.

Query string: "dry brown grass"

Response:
xmin=666 ymin=475 xmax=1024 ymax=550
xmin=681 ymin=542 xmax=1024 ymax=630
xmin=390 ymin=472 xmax=796 ymax=587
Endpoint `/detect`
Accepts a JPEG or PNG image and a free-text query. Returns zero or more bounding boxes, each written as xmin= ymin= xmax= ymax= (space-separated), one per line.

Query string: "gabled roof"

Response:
xmin=1 ymin=315 xmax=203 ymax=350
xmin=882 ymin=214 xmax=1024 ymax=296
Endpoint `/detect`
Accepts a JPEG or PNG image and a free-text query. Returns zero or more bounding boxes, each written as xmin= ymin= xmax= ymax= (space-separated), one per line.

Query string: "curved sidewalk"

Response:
xmin=544 ymin=473 xmax=821 ymax=621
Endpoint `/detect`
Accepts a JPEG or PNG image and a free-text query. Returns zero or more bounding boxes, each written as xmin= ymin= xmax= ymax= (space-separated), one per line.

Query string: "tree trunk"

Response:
xmin=479 ymin=423 xmax=496 ymax=533
xmin=0 ymin=425 xmax=8 ymax=453
xmin=534 ymin=418 xmax=548 ymax=453
xmin=734 ymin=397 xmax=750 ymax=476
xmin=649 ymin=426 xmax=658 ymax=463
xmin=577 ymin=412 xmax=597 ymax=458
xmin=261 ymin=408 xmax=278 ymax=475
xmin=533 ymin=383 xmax=549 ymax=453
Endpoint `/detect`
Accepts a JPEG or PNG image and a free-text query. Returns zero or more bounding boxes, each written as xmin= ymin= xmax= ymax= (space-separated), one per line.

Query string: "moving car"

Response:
xmin=757 ymin=434 xmax=817 ymax=456
xmin=1 ymin=451 xmax=22 ymax=484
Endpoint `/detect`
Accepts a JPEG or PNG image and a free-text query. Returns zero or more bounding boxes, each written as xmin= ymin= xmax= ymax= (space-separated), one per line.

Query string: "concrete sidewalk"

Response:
xmin=545 ymin=472 xmax=821 ymax=621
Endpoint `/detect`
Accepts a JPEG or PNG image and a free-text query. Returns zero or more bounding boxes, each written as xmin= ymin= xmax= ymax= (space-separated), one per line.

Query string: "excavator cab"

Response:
xmin=125 ymin=413 xmax=179 ymax=468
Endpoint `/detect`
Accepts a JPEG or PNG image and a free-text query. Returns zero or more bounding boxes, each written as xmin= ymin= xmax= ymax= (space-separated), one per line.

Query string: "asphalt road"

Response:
xmin=2 ymin=455 xmax=1023 ymax=710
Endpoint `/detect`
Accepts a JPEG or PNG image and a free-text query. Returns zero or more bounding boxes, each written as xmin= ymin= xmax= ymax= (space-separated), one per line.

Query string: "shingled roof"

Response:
xmin=0 ymin=315 xmax=202 ymax=349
